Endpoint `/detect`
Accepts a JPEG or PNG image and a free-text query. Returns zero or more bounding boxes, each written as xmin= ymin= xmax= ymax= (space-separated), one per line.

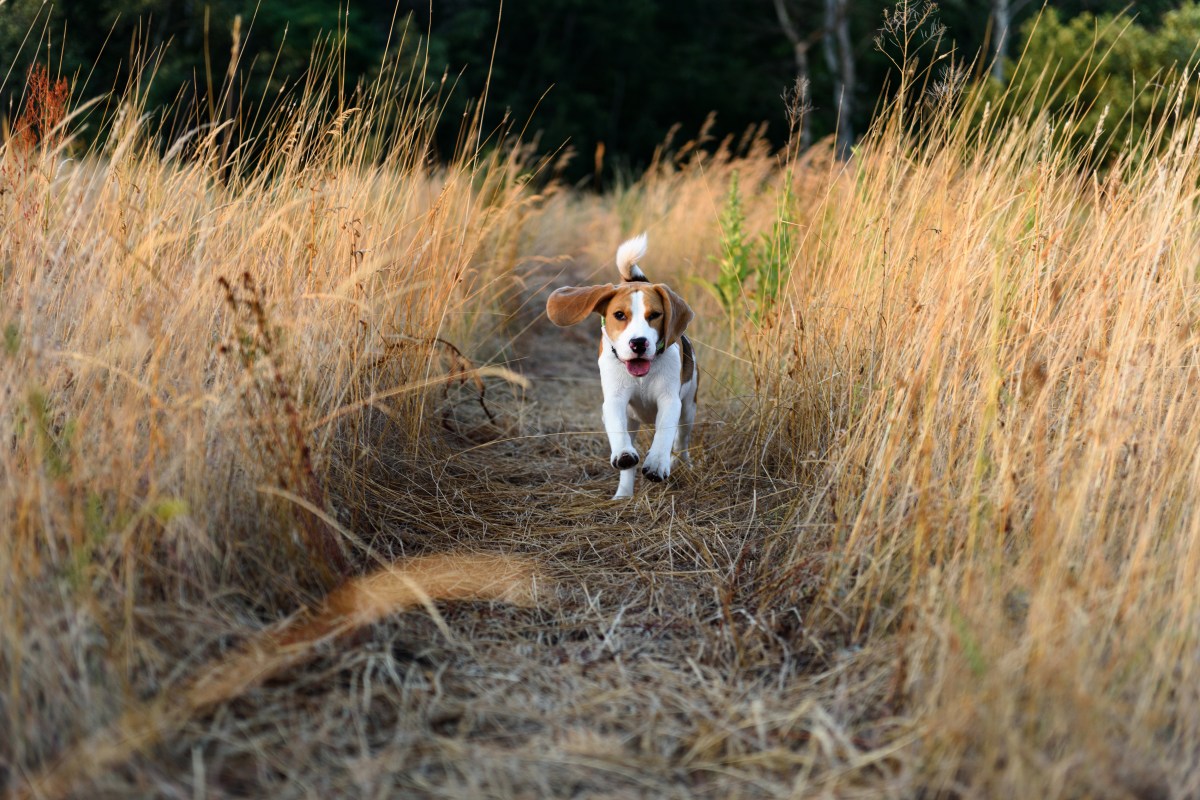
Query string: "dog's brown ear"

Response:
xmin=653 ymin=284 xmax=694 ymax=347
xmin=546 ymin=284 xmax=617 ymax=327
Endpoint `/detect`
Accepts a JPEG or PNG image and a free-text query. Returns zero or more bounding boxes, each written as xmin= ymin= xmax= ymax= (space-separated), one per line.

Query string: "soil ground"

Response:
xmin=82 ymin=260 xmax=901 ymax=799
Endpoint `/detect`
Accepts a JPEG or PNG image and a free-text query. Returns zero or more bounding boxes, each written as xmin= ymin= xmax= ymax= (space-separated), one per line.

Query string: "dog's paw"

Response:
xmin=611 ymin=450 xmax=640 ymax=470
xmin=641 ymin=450 xmax=671 ymax=482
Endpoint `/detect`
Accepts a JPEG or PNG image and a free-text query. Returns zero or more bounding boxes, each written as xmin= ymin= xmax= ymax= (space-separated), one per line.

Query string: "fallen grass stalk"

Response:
xmin=16 ymin=554 xmax=545 ymax=800
xmin=309 ymin=364 xmax=531 ymax=431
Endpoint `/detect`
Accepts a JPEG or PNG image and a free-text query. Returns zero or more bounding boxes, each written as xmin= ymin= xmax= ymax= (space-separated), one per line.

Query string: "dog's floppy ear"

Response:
xmin=546 ymin=284 xmax=617 ymax=327
xmin=653 ymin=284 xmax=694 ymax=347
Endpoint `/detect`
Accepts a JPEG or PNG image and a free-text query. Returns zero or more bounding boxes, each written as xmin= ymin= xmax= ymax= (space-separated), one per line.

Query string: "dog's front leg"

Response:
xmin=641 ymin=396 xmax=681 ymax=482
xmin=603 ymin=395 xmax=639 ymax=470
xmin=612 ymin=418 xmax=640 ymax=499
xmin=602 ymin=396 xmax=638 ymax=500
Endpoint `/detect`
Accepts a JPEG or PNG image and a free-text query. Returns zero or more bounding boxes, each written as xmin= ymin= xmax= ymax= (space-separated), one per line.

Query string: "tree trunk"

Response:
xmin=823 ymin=0 xmax=855 ymax=159
xmin=793 ymin=43 xmax=813 ymax=149
xmin=991 ymin=0 xmax=1011 ymax=82
xmin=771 ymin=0 xmax=814 ymax=150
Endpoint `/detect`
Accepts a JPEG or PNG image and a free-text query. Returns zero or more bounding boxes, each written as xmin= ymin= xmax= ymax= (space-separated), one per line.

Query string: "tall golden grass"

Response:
xmin=550 ymin=32 xmax=1200 ymax=790
xmin=687 ymin=71 xmax=1200 ymax=797
xmin=5 ymin=16 xmax=1200 ymax=798
xmin=1 ymin=41 xmax=541 ymax=784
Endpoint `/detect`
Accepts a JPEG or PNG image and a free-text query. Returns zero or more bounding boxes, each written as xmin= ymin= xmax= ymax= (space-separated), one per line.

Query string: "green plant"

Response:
xmin=995 ymin=4 xmax=1200 ymax=162
xmin=702 ymin=170 xmax=794 ymax=327
xmin=704 ymin=170 xmax=752 ymax=322
xmin=754 ymin=179 xmax=794 ymax=316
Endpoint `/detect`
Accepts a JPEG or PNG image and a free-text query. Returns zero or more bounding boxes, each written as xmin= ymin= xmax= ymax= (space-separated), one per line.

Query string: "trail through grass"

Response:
xmin=16 ymin=253 xmax=901 ymax=798
xmin=8 ymin=19 xmax=1200 ymax=798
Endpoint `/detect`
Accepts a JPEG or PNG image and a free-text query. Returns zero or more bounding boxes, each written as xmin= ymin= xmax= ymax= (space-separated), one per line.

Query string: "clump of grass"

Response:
xmin=729 ymin=19 xmax=1200 ymax=796
xmin=217 ymin=270 xmax=348 ymax=583
xmin=0 ymin=27 xmax=541 ymax=785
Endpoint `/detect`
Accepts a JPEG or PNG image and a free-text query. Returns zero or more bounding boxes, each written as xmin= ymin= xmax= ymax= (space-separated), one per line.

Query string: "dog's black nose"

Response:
xmin=629 ymin=337 xmax=649 ymax=355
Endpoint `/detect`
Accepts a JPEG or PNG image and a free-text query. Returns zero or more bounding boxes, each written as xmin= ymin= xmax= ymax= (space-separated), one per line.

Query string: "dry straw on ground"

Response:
xmin=18 ymin=555 xmax=544 ymax=800
xmin=3 ymin=21 xmax=1200 ymax=800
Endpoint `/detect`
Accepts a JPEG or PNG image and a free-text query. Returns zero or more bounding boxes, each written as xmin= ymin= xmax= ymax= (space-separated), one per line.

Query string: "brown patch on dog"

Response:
xmin=651 ymin=284 xmax=693 ymax=348
xmin=603 ymin=285 xmax=641 ymax=340
xmin=680 ymin=334 xmax=696 ymax=385
xmin=546 ymin=284 xmax=617 ymax=327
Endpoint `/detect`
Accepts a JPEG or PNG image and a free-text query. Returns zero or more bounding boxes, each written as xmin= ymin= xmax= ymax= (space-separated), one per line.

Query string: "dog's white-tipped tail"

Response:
xmin=616 ymin=233 xmax=649 ymax=282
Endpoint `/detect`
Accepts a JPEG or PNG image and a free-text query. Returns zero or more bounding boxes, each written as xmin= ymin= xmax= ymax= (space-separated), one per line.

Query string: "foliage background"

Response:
xmin=3 ymin=1 xmax=1199 ymax=178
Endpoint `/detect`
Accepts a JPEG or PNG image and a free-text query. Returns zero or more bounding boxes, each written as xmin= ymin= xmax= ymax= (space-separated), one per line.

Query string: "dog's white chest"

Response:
xmin=598 ymin=345 xmax=681 ymax=416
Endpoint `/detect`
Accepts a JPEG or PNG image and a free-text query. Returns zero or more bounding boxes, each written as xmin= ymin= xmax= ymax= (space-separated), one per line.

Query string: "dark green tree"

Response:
xmin=2 ymin=0 xmax=1197 ymax=174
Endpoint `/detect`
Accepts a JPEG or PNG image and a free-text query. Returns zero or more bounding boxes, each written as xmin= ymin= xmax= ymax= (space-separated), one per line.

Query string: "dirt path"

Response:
xmin=92 ymin=260 xmax=895 ymax=798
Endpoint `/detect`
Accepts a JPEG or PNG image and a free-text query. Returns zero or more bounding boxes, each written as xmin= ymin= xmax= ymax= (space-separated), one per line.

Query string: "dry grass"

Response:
xmin=19 ymin=554 xmax=545 ymax=800
xmin=727 ymin=79 xmax=1200 ymax=797
xmin=4 ymin=27 xmax=1200 ymax=800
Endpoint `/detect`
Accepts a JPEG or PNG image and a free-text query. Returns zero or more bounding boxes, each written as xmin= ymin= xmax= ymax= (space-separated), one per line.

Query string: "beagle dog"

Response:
xmin=546 ymin=234 xmax=698 ymax=499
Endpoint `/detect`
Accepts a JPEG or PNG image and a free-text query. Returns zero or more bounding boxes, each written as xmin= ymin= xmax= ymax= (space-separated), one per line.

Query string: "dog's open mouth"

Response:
xmin=624 ymin=358 xmax=652 ymax=377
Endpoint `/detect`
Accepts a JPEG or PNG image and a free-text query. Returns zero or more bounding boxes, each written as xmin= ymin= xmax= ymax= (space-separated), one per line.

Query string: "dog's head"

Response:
xmin=546 ymin=282 xmax=693 ymax=377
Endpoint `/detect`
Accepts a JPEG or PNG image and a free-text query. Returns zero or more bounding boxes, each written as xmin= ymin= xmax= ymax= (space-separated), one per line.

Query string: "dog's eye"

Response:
xmin=614 ymin=311 xmax=626 ymax=321
xmin=647 ymin=311 xmax=662 ymax=321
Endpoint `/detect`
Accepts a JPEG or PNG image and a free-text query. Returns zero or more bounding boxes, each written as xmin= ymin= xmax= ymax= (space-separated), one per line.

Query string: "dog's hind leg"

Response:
xmin=674 ymin=396 xmax=696 ymax=466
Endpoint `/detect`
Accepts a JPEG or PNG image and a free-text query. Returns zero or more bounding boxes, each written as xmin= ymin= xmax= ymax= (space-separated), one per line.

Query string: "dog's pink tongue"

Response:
xmin=626 ymin=358 xmax=652 ymax=377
